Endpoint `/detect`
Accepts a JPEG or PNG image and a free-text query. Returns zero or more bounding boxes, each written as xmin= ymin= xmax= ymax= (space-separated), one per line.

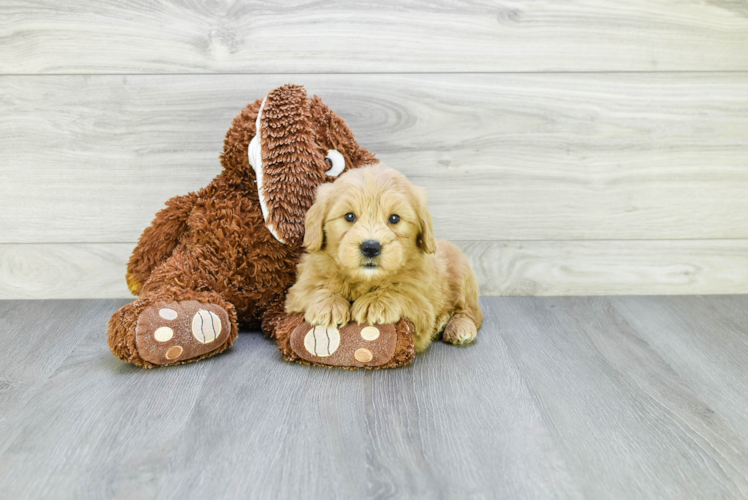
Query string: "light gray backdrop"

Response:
xmin=1 ymin=1 xmax=747 ymax=298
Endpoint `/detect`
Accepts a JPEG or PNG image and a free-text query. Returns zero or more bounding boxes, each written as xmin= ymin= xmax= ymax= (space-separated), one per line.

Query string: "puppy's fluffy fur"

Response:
xmin=285 ymin=165 xmax=482 ymax=351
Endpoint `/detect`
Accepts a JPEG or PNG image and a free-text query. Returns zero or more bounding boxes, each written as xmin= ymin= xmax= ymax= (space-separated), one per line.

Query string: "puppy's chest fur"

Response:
xmin=336 ymin=277 xmax=393 ymax=302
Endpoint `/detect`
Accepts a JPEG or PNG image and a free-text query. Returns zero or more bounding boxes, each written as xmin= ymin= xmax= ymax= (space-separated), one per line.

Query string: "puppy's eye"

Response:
xmin=388 ymin=214 xmax=400 ymax=224
xmin=344 ymin=212 xmax=357 ymax=222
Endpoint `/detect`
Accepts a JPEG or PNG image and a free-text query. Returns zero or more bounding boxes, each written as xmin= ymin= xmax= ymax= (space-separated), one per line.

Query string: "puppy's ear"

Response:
xmin=414 ymin=186 xmax=437 ymax=254
xmin=303 ymin=182 xmax=333 ymax=251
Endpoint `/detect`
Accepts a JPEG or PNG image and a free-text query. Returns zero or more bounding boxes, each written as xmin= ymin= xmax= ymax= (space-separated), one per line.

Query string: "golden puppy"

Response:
xmin=285 ymin=164 xmax=482 ymax=352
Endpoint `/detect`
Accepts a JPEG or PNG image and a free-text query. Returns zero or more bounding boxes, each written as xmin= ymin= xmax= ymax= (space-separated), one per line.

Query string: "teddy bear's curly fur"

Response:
xmin=107 ymin=84 xmax=395 ymax=368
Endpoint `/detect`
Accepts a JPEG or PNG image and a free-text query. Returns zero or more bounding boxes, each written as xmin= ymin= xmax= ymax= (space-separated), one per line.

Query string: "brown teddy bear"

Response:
xmin=108 ymin=84 xmax=415 ymax=369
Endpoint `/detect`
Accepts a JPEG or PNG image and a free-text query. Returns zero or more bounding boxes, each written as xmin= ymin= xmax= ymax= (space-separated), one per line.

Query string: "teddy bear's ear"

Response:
xmin=249 ymin=84 xmax=328 ymax=244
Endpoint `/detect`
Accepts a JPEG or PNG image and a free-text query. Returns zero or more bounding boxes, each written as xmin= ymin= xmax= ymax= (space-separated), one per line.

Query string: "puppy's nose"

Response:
xmin=360 ymin=240 xmax=381 ymax=258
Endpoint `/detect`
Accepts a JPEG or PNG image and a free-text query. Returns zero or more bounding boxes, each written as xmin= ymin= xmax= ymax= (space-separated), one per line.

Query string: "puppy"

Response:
xmin=285 ymin=164 xmax=482 ymax=352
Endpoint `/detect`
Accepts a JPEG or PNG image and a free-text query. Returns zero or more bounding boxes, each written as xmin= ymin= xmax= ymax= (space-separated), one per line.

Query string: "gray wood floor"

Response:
xmin=2 ymin=296 xmax=748 ymax=499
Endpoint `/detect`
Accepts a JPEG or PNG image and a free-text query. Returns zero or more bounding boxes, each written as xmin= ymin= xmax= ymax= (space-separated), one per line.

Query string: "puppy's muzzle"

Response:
xmin=360 ymin=240 xmax=381 ymax=259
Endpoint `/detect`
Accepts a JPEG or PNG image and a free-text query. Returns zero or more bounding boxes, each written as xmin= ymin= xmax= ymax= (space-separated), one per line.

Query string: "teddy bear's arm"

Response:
xmin=126 ymin=192 xmax=199 ymax=295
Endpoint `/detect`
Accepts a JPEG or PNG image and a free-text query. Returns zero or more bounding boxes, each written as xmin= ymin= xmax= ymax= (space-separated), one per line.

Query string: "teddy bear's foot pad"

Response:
xmin=290 ymin=322 xmax=397 ymax=368
xmin=135 ymin=301 xmax=230 ymax=365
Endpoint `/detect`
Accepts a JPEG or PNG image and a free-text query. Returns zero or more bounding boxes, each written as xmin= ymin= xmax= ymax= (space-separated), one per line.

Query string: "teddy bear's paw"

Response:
xmin=134 ymin=301 xmax=231 ymax=365
xmin=442 ymin=314 xmax=478 ymax=345
xmin=290 ymin=321 xmax=402 ymax=368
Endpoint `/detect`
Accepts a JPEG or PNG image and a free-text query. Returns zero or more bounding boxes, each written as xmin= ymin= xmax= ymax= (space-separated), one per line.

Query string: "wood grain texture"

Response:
xmin=0 ymin=300 xmax=129 ymax=454
xmin=490 ymin=296 xmax=748 ymax=499
xmin=2 ymin=296 xmax=748 ymax=499
xmin=464 ymin=239 xmax=748 ymax=296
xmin=611 ymin=296 xmax=748 ymax=440
xmin=2 ymin=73 xmax=748 ymax=243
xmin=2 ymin=0 xmax=748 ymax=74
xmin=3 ymin=240 xmax=748 ymax=300
xmin=0 ymin=244 xmax=132 ymax=299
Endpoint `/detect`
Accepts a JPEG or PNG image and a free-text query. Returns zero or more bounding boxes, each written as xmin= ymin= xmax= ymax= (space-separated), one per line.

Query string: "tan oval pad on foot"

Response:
xmin=290 ymin=321 xmax=398 ymax=368
xmin=135 ymin=301 xmax=230 ymax=365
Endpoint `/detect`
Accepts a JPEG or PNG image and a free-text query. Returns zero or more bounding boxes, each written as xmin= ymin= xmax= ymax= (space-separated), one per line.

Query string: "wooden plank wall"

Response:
xmin=1 ymin=1 xmax=747 ymax=298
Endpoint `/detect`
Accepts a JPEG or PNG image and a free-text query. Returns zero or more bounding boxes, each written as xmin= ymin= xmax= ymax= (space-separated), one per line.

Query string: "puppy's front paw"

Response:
xmin=351 ymin=295 xmax=402 ymax=325
xmin=305 ymin=295 xmax=351 ymax=327
xmin=443 ymin=315 xmax=478 ymax=345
